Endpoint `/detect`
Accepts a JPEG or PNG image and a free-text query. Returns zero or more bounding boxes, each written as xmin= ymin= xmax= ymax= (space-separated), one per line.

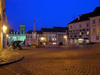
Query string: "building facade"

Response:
xmin=0 ymin=0 xmax=8 ymax=52
xmin=8 ymin=24 xmax=26 ymax=45
xmin=68 ymin=7 xmax=100 ymax=45
xmin=25 ymin=27 xmax=68 ymax=46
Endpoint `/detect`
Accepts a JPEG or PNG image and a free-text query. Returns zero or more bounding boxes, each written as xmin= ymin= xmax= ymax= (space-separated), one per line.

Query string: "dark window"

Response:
xmin=93 ymin=20 xmax=95 ymax=24
xmin=22 ymin=31 xmax=23 ymax=34
xmin=83 ymin=29 xmax=85 ymax=31
xmin=96 ymin=36 xmax=99 ymax=40
xmin=70 ymin=26 xmax=72 ymax=29
xmin=99 ymin=19 xmax=100 ymax=23
xmin=87 ymin=29 xmax=89 ymax=31
xmin=87 ymin=23 xmax=89 ymax=27
xmin=82 ymin=32 xmax=83 ymax=35
xmin=79 ymin=24 xmax=81 ymax=28
xmin=93 ymin=28 xmax=96 ymax=33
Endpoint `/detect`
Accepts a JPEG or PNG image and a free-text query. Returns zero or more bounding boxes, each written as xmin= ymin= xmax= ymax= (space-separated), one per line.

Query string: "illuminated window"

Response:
xmin=87 ymin=31 xmax=89 ymax=35
xmin=53 ymin=42 xmax=56 ymax=45
xmin=74 ymin=39 xmax=77 ymax=43
xmin=52 ymin=38 xmax=54 ymax=41
xmin=86 ymin=40 xmax=89 ymax=43
xmin=79 ymin=32 xmax=81 ymax=35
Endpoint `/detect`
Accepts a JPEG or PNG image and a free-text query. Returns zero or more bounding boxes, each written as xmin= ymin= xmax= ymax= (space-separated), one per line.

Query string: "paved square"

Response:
xmin=1 ymin=45 xmax=100 ymax=75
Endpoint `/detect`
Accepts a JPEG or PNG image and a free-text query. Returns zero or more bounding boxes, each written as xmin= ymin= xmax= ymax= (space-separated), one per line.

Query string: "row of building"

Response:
xmin=7 ymin=6 xmax=100 ymax=46
xmin=8 ymin=23 xmax=68 ymax=46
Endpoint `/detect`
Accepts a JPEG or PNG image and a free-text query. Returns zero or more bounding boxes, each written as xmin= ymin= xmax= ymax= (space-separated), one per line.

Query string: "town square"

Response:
xmin=0 ymin=0 xmax=100 ymax=75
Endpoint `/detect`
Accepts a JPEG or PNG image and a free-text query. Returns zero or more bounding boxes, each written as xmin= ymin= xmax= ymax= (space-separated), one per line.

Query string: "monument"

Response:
xmin=32 ymin=20 xmax=37 ymax=45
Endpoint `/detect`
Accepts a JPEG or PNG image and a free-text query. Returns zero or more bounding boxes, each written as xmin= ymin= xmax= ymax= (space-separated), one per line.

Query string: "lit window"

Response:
xmin=87 ymin=31 xmax=89 ymax=35
xmin=96 ymin=36 xmax=99 ymax=40
xmin=52 ymin=38 xmax=54 ymax=41
xmin=74 ymin=39 xmax=77 ymax=43
xmin=53 ymin=42 xmax=56 ymax=45
xmin=86 ymin=40 xmax=89 ymax=43
xmin=79 ymin=32 xmax=81 ymax=35
xmin=93 ymin=20 xmax=95 ymax=24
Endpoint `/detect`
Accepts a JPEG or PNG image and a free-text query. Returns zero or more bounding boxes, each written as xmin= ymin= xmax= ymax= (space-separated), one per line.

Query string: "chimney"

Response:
xmin=78 ymin=15 xmax=80 ymax=20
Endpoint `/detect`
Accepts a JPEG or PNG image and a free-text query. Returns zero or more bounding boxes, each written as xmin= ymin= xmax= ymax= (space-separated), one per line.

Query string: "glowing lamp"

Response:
xmin=64 ymin=35 xmax=67 ymax=39
xmin=3 ymin=26 xmax=7 ymax=33
xmin=40 ymin=37 xmax=44 ymax=41
xmin=6 ymin=34 xmax=9 ymax=37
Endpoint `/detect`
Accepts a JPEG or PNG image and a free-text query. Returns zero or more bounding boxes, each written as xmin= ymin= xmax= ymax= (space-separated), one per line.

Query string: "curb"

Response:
xmin=0 ymin=56 xmax=24 ymax=66
xmin=0 ymin=50 xmax=24 ymax=66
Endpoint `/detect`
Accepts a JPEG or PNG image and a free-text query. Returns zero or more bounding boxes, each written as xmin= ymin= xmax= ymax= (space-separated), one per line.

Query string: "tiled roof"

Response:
xmin=68 ymin=7 xmax=100 ymax=25
xmin=36 ymin=31 xmax=42 ymax=34
xmin=27 ymin=27 xmax=68 ymax=34
xmin=90 ymin=7 xmax=100 ymax=17
xmin=53 ymin=27 xmax=68 ymax=32
xmin=41 ymin=28 xmax=56 ymax=32
xmin=26 ymin=30 xmax=33 ymax=34
xmin=68 ymin=12 xmax=93 ymax=24
xmin=26 ymin=30 xmax=42 ymax=34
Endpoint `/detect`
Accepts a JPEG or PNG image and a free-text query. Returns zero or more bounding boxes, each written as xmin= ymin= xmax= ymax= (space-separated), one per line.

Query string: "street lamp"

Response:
xmin=3 ymin=25 xmax=7 ymax=33
xmin=40 ymin=37 xmax=45 ymax=41
xmin=64 ymin=35 xmax=67 ymax=39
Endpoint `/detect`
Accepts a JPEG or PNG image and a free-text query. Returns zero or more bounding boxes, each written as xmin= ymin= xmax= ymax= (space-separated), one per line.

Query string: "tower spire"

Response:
xmin=33 ymin=20 xmax=35 ymax=32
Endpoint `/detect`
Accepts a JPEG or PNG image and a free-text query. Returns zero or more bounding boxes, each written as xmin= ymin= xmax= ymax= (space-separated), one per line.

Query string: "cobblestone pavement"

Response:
xmin=1 ymin=45 xmax=100 ymax=75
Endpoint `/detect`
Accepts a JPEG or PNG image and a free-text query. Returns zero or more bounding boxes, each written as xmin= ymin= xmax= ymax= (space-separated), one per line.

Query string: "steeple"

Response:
xmin=33 ymin=20 xmax=35 ymax=32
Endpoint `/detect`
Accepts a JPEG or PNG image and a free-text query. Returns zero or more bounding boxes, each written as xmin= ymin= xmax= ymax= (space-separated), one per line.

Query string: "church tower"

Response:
xmin=19 ymin=24 xmax=25 ymax=35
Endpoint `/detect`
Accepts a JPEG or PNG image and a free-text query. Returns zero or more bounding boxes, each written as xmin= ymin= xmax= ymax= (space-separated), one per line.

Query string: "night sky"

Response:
xmin=5 ymin=0 xmax=100 ymax=33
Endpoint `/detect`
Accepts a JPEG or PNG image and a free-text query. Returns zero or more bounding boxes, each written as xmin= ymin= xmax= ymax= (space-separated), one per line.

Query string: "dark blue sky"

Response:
xmin=5 ymin=0 xmax=100 ymax=32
